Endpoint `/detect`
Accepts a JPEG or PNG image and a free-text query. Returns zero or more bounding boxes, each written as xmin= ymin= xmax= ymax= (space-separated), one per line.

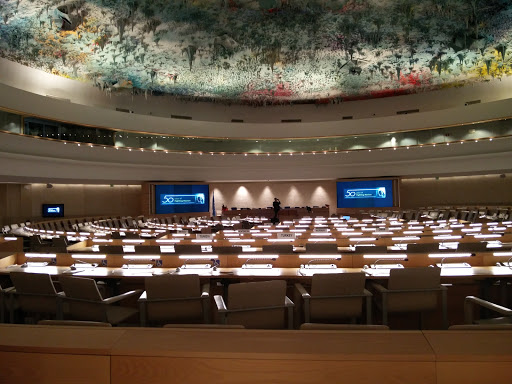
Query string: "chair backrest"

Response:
xmin=388 ymin=267 xmax=441 ymax=291
xmin=144 ymin=275 xmax=204 ymax=324
xmin=52 ymin=236 xmax=68 ymax=247
xmin=212 ymin=246 xmax=243 ymax=255
xmin=355 ymin=245 xmax=388 ymax=254
xmin=354 ymin=244 xmax=388 ymax=253
xmin=10 ymin=272 xmax=59 ymax=315
xmin=59 ymin=276 xmax=105 ymax=322
xmin=174 ymin=244 xmax=203 ymax=254
xmin=146 ymin=274 xmax=200 ymax=300
xmin=305 ymin=243 xmax=338 ymax=254
xmin=60 ymin=276 xmax=103 ymax=301
xmin=134 ymin=245 xmax=161 ymax=254
xmin=226 ymin=280 xmax=287 ymax=329
xmin=10 ymin=272 xmax=57 ymax=295
xmin=456 ymin=242 xmax=489 ymax=253
xmin=124 ymin=232 xmax=141 ymax=239
xmin=310 ymin=273 xmax=366 ymax=321
xmin=98 ymin=245 xmax=124 ymax=254
xmin=406 ymin=243 xmax=439 ymax=253
xmin=261 ymin=244 xmax=294 ymax=254
xmin=387 ymin=267 xmax=441 ymax=312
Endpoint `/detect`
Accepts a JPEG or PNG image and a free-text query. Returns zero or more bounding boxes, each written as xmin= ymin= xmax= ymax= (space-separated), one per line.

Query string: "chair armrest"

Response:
xmin=363 ymin=289 xmax=373 ymax=297
xmin=2 ymin=287 xmax=15 ymax=293
xmin=285 ymin=296 xmax=294 ymax=307
xmin=294 ymin=283 xmax=310 ymax=299
xmin=137 ymin=291 xmax=148 ymax=302
xmin=201 ymin=283 xmax=210 ymax=298
xmin=214 ymin=295 xmax=227 ymax=313
xmin=465 ymin=296 xmax=512 ymax=316
xmin=103 ymin=289 xmax=143 ymax=304
xmin=370 ymin=282 xmax=388 ymax=293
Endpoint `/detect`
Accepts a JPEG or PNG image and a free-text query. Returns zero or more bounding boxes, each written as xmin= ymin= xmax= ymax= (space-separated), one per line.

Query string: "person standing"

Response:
xmin=272 ymin=198 xmax=281 ymax=223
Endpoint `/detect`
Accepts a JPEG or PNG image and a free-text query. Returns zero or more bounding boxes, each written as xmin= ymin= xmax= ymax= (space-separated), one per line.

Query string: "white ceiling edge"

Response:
xmin=1 ymin=81 xmax=511 ymax=139
xmin=0 ymin=132 xmax=510 ymax=183
xmin=1 ymin=57 xmax=512 ymax=138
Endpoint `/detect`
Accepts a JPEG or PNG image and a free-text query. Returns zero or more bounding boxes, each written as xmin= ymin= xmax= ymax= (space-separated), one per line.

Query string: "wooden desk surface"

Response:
xmin=423 ymin=330 xmax=512 ymax=362
xmin=2 ymin=325 xmax=512 ymax=384
xmin=424 ymin=330 xmax=512 ymax=384
xmin=0 ymin=324 xmax=126 ymax=355
xmin=112 ymin=328 xmax=433 ymax=361
xmin=2 ymin=265 xmax=512 ymax=281
xmin=2 ymin=325 xmax=512 ymax=361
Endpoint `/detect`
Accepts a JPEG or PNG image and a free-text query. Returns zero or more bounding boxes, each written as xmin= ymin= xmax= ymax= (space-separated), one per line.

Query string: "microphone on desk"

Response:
xmin=72 ymin=259 xmax=98 ymax=269
xmin=368 ymin=258 xmax=409 ymax=269
xmin=437 ymin=253 xmax=475 ymax=268
xmin=242 ymin=257 xmax=276 ymax=269
xmin=300 ymin=257 xmax=341 ymax=269
xmin=178 ymin=258 xmax=217 ymax=271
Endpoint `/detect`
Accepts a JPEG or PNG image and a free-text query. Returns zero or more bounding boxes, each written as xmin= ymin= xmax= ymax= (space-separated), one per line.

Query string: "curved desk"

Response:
xmin=1 ymin=324 xmax=511 ymax=384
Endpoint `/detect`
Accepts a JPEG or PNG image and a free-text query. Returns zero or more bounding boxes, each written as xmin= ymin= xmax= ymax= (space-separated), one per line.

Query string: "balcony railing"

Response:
xmin=1 ymin=108 xmax=511 ymax=154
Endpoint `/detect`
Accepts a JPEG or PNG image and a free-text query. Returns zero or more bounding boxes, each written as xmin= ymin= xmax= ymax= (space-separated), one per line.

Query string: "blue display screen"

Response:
xmin=155 ymin=185 xmax=209 ymax=214
xmin=337 ymin=180 xmax=394 ymax=208
xmin=42 ymin=204 xmax=64 ymax=217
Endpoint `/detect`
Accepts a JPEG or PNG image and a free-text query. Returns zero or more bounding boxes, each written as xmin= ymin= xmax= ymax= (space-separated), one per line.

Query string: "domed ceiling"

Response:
xmin=0 ymin=0 xmax=511 ymax=105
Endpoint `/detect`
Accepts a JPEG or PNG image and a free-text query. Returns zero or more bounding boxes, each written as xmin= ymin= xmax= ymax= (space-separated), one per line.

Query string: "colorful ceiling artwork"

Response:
xmin=0 ymin=0 xmax=511 ymax=105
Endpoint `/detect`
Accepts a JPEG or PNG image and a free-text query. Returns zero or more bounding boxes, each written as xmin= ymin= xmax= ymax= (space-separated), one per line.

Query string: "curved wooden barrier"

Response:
xmin=0 ymin=324 xmax=511 ymax=384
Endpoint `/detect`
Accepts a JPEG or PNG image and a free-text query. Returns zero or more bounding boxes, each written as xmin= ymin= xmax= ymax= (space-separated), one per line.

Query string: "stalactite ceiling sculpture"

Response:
xmin=0 ymin=0 xmax=511 ymax=105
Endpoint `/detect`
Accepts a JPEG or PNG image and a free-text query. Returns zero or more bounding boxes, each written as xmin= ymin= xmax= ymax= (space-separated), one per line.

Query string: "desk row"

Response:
xmin=5 ymin=248 xmax=512 ymax=269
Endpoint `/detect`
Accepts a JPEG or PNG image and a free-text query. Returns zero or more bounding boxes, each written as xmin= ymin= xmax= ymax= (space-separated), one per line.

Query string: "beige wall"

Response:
xmin=2 ymin=175 xmax=511 ymax=226
xmin=0 ymin=184 xmax=142 ymax=226
xmin=0 ymin=184 xmax=31 ymax=226
xmin=400 ymin=174 xmax=512 ymax=208
xmin=210 ymin=181 xmax=337 ymax=216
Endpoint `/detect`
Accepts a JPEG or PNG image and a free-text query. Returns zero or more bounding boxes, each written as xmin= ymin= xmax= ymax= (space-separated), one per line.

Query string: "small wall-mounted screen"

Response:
xmin=337 ymin=179 xmax=395 ymax=208
xmin=154 ymin=185 xmax=209 ymax=214
xmin=42 ymin=204 xmax=65 ymax=217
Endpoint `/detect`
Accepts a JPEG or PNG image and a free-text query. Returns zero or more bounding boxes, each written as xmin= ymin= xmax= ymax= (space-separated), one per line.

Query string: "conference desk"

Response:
xmin=2 ymin=264 xmax=512 ymax=285
xmin=0 ymin=324 xmax=511 ymax=384
xmin=4 ymin=263 xmax=509 ymax=318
